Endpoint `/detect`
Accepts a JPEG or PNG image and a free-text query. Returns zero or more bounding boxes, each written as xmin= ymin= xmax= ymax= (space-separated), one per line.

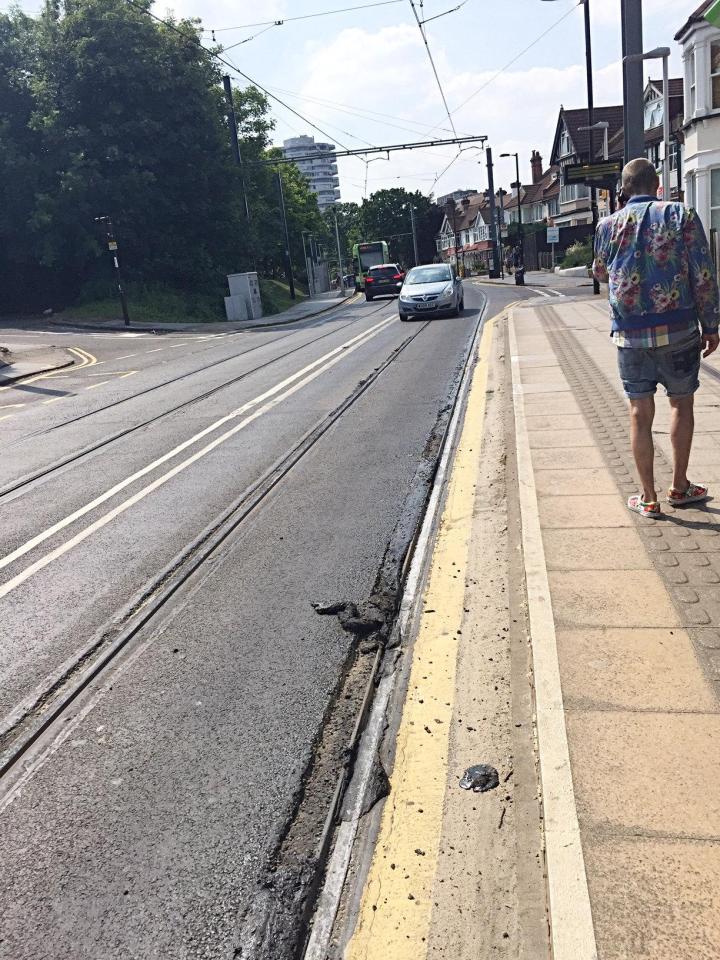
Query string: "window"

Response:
xmin=547 ymin=197 xmax=559 ymax=217
xmin=711 ymin=168 xmax=720 ymax=233
xmin=559 ymin=128 xmax=571 ymax=157
xmin=686 ymin=171 xmax=695 ymax=208
xmin=560 ymin=183 xmax=590 ymax=205
xmin=690 ymin=47 xmax=697 ymax=114
xmin=669 ymin=140 xmax=680 ymax=172
xmin=712 ymin=41 xmax=720 ymax=109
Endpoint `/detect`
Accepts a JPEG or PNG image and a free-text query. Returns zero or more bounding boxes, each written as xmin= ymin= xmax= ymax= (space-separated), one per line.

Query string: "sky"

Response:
xmin=9 ymin=0 xmax=701 ymax=201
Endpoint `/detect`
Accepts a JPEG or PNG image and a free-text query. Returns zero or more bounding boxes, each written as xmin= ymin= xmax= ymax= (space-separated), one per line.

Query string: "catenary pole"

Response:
xmin=223 ymin=75 xmax=251 ymax=223
xmin=485 ymin=148 xmax=501 ymax=279
xmin=276 ymin=171 xmax=296 ymax=300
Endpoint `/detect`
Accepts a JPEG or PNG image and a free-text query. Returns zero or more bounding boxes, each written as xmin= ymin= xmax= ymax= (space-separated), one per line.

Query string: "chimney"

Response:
xmin=530 ymin=149 xmax=543 ymax=184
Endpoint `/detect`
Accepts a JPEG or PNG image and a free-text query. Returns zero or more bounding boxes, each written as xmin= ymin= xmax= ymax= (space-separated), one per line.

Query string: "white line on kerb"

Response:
xmin=0 ymin=316 xmax=396 ymax=599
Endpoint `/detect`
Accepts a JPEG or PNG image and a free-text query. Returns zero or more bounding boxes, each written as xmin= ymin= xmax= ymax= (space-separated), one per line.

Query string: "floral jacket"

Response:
xmin=593 ymin=196 xmax=720 ymax=342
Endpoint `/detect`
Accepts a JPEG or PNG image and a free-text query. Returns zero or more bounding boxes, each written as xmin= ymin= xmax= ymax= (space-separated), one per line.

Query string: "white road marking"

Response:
xmin=114 ymin=353 xmax=137 ymax=360
xmin=84 ymin=381 xmax=110 ymax=390
xmin=0 ymin=316 xmax=396 ymax=597
xmin=145 ymin=348 xmax=163 ymax=354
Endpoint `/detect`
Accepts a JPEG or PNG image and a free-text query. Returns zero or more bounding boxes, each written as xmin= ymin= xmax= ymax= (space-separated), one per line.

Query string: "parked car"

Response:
xmin=397 ymin=264 xmax=464 ymax=320
xmin=364 ymin=263 xmax=405 ymax=301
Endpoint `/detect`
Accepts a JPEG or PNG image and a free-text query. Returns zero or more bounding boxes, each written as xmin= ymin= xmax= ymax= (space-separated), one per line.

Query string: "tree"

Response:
xmin=358 ymin=188 xmax=441 ymax=268
xmin=0 ymin=0 xmax=325 ymax=312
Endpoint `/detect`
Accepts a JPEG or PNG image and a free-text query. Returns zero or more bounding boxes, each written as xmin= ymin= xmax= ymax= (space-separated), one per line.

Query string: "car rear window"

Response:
xmin=369 ymin=266 xmax=399 ymax=278
xmin=406 ymin=266 xmax=451 ymax=283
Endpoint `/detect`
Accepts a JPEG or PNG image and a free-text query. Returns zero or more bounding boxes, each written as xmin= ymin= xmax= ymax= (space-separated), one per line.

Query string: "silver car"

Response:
xmin=398 ymin=264 xmax=464 ymax=321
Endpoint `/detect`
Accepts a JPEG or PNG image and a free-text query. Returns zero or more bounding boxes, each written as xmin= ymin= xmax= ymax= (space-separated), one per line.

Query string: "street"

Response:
xmin=0 ymin=283 xmax=528 ymax=959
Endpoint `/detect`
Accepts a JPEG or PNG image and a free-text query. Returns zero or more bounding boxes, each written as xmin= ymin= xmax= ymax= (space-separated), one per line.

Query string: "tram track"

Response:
xmin=0 ymin=313 xmax=437 ymax=795
xmin=0 ymin=302 xmax=390 ymax=501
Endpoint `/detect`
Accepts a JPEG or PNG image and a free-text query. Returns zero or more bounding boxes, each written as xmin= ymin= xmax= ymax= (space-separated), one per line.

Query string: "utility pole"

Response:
xmin=334 ymin=210 xmax=345 ymax=296
xmin=621 ymin=0 xmax=644 ymax=164
xmin=581 ymin=0 xmax=600 ymax=295
xmin=501 ymin=152 xmax=524 ymax=285
xmin=484 ymin=148 xmax=501 ymax=279
xmin=409 ymin=205 xmax=419 ymax=266
xmin=276 ymin=171 xmax=296 ymax=300
xmin=223 ymin=76 xmax=251 ymax=223
xmin=94 ymin=216 xmax=130 ymax=326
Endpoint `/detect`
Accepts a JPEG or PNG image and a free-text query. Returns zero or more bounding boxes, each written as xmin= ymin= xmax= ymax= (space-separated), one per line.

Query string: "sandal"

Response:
xmin=628 ymin=494 xmax=662 ymax=518
xmin=666 ymin=482 xmax=709 ymax=507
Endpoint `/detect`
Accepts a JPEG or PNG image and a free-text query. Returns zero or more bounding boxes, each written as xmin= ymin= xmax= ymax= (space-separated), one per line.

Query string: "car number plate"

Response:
xmin=416 ymin=301 xmax=434 ymax=309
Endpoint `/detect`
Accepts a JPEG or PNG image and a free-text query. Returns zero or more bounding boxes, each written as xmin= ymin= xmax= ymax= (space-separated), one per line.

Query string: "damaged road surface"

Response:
xmin=0 ymin=288 xmax=514 ymax=959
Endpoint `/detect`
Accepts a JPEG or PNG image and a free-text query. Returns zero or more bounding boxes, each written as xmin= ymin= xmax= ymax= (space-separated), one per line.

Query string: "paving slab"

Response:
xmin=557 ymin=628 xmax=718 ymax=712
xmin=509 ymin=295 xmax=720 ymax=960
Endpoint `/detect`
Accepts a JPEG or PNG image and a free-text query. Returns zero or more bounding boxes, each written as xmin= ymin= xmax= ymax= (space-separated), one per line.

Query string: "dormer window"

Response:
xmin=559 ymin=129 xmax=571 ymax=157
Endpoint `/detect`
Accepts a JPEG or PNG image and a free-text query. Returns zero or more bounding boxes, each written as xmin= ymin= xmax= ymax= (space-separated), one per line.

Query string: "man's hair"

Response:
xmin=621 ymin=158 xmax=660 ymax=198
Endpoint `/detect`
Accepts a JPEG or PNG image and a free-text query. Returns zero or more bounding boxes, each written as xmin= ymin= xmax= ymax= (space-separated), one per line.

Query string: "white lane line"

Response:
xmin=547 ymin=288 xmax=565 ymax=297
xmin=0 ymin=316 xmax=396 ymax=595
xmin=84 ymin=381 xmax=110 ymax=390
xmin=0 ymin=403 xmax=25 ymax=410
xmin=42 ymin=396 xmax=65 ymax=405
xmin=508 ymin=310 xmax=598 ymax=960
xmin=145 ymin=348 xmax=163 ymax=354
xmin=529 ymin=287 xmax=552 ymax=298
xmin=115 ymin=353 xmax=137 ymax=360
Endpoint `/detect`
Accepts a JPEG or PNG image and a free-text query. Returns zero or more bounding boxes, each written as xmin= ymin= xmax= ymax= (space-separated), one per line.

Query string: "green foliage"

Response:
xmin=359 ymin=188 xmax=441 ymax=267
xmin=0 ymin=0 xmax=325 ymax=314
xmin=260 ymin=278 xmax=308 ymax=315
xmin=561 ymin=238 xmax=593 ymax=268
xmin=61 ymin=280 xmax=226 ymax=323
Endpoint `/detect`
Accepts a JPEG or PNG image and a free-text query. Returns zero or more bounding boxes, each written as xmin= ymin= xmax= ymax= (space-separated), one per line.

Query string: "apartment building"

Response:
xmin=281 ymin=135 xmax=341 ymax=212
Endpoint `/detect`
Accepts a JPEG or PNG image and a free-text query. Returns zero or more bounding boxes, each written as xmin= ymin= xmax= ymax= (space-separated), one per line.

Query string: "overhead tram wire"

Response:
xmin=122 ymin=0 xmax=369 ymax=166
xmin=204 ymin=0 xmax=405 ymax=33
xmin=407 ymin=0 xmax=458 ymax=139
xmin=427 ymin=0 xmax=580 ymax=134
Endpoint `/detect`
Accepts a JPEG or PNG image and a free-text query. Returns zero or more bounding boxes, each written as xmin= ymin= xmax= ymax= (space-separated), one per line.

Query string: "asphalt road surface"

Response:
xmin=0 ymin=283 xmax=534 ymax=959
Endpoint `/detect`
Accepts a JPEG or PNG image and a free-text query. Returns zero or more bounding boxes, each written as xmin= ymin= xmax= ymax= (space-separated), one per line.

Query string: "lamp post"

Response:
xmin=301 ymin=230 xmax=315 ymax=297
xmin=624 ymin=47 xmax=672 ymax=201
xmin=542 ymin=0 xmax=599 ymax=294
xmin=500 ymin=152 xmax=524 ymax=285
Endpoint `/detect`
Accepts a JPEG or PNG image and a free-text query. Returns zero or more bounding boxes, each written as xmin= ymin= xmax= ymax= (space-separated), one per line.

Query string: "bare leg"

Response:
xmin=629 ymin=396 xmax=657 ymax=502
xmin=668 ymin=394 xmax=695 ymax=493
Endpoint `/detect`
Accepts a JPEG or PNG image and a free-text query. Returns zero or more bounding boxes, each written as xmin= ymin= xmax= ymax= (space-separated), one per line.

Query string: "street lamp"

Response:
xmin=624 ymin=46 xmax=671 ymax=202
xmin=301 ymin=229 xmax=315 ymax=297
xmin=541 ymin=0 xmax=600 ymax=294
xmin=500 ymin=152 xmax=524 ymax=285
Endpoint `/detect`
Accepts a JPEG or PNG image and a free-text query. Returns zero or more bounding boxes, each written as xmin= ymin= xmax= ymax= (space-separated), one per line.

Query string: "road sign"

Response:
xmin=546 ymin=226 xmax=560 ymax=245
xmin=563 ymin=160 xmax=622 ymax=190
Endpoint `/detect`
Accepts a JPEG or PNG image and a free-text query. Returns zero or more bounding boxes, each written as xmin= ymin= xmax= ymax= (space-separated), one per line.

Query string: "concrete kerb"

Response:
xmin=508 ymin=304 xmax=599 ymax=960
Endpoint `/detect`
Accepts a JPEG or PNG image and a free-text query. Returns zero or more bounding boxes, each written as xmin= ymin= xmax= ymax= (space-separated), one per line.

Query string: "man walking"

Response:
xmin=593 ymin=158 xmax=720 ymax=518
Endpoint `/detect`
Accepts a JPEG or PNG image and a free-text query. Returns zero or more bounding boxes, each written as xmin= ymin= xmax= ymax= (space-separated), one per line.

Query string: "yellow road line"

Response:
xmin=346 ymin=317 xmax=496 ymax=959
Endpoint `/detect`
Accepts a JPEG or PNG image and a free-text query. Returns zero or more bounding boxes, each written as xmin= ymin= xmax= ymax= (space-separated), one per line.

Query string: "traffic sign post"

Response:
xmin=563 ymin=159 xmax=623 ymax=193
xmin=546 ymin=226 xmax=560 ymax=269
xmin=94 ymin=216 xmax=130 ymax=327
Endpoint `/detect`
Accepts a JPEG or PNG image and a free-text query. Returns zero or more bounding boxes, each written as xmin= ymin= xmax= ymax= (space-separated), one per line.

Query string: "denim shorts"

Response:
xmin=616 ymin=332 xmax=702 ymax=399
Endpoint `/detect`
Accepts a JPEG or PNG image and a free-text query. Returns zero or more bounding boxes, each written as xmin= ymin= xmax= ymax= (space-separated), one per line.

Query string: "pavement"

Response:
xmin=0 ymin=343 xmax=75 ymax=385
xmin=336 ymin=294 xmax=720 ymax=959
